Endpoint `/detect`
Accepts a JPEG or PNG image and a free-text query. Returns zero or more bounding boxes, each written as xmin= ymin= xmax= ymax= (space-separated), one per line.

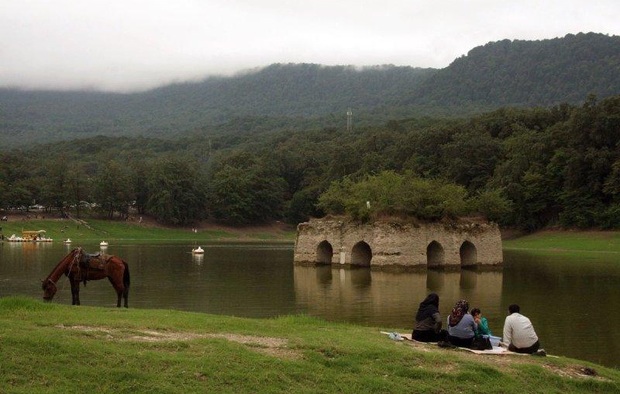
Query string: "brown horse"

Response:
xmin=41 ymin=247 xmax=130 ymax=308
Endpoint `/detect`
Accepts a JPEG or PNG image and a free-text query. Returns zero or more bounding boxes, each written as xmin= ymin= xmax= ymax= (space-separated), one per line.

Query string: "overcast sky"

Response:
xmin=1 ymin=0 xmax=618 ymax=92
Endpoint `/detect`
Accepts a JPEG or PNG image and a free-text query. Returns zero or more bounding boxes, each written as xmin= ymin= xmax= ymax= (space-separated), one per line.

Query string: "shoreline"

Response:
xmin=3 ymin=215 xmax=620 ymax=252
xmin=0 ymin=214 xmax=296 ymax=243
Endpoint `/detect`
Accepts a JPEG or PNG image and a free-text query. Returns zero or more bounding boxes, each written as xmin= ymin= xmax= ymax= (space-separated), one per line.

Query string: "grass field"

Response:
xmin=0 ymin=216 xmax=295 ymax=243
xmin=502 ymin=230 xmax=620 ymax=255
xmin=1 ymin=297 xmax=618 ymax=393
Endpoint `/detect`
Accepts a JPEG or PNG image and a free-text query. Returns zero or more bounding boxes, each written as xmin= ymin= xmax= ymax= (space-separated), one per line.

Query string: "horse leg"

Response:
xmin=109 ymin=277 xmax=124 ymax=308
xmin=123 ymin=286 xmax=129 ymax=308
xmin=122 ymin=262 xmax=130 ymax=308
xmin=70 ymin=278 xmax=81 ymax=305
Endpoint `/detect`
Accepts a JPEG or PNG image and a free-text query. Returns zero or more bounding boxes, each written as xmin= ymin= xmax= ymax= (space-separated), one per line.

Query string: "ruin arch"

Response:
xmin=460 ymin=241 xmax=477 ymax=267
xmin=294 ymin=218 xmax=503 ymax=268
xmin=316 ymin=240 xmax=333 ymax=264
xmin=351 ymin=241 xmax=372 ymax=267
xmin=427 ymin=241 xmax=444 ymax=268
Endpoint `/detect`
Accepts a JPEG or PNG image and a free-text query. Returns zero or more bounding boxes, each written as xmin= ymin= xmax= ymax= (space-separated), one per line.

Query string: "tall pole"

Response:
xmin=346 ymin=108 xmax=352 ymax=132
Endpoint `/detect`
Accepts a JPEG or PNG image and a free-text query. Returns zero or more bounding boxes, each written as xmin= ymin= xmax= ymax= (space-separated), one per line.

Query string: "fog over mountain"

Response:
xmin=1 ymin=32 xmax=619 ymax=150
xmin=1 ymin=1 xmax=619 ymax=92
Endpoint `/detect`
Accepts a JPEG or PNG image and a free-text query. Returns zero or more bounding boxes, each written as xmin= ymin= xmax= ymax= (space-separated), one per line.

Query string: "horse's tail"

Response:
xmin=123 ymin=261 xmax=130 ymax=288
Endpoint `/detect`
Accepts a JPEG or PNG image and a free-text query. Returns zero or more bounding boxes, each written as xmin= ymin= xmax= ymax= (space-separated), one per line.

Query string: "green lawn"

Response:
xmin=1 ymin=297 xmax=618 ymax=393
xmin=503 ymin=230 xmax=620 ymax=255
xmin=0 ymin=217 xmax=295 ymax=243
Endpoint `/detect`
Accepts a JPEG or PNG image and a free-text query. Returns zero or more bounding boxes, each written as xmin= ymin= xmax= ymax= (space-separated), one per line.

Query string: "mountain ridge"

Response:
xmin=1 ymin=32 xmax=619 ymax=149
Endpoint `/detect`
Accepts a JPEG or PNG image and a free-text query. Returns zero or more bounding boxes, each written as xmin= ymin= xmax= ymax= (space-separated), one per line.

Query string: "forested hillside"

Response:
xmin=407 ymin=33 xmax=620 ymax=107
xmin=0 ymin=65 xmax=435 ymax=148
xmin=1 ymin=33 xmax=619 ymax=149
xmin=2 ymin=95 xmax=620 ymax=231
xmin=2 ymin=33 xmax=620 ymax=231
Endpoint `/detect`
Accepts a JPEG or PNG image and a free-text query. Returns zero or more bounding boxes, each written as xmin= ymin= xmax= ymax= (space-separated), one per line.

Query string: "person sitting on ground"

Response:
xmin=503 ymin=304 xmax=544 ymax=355
xmin=446 ymin=299 xmax=477 ymax=348
xmin=412 ymin=293 xmax=447 ymax=342
xmin=471 ymin=308 xmax=492 ymax=337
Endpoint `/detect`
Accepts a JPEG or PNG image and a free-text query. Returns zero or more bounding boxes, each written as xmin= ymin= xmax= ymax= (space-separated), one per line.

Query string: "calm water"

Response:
xmin=1 ymin=241 xmax=618 ymax=369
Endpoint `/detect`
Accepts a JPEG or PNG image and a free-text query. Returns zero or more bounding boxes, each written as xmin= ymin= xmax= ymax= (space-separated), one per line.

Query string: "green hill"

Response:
xmin=408 ymin=32 xmax=620 ymax=107
xmin=1 ymin=32 xmax=619 ymax=149
xmin=0 ymin=65 xmax=434 ymax=148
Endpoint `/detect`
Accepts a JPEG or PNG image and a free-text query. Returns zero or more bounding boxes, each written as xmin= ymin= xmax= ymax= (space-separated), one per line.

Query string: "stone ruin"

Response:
xmin=294 ymin=217 xmax=503 ymax=270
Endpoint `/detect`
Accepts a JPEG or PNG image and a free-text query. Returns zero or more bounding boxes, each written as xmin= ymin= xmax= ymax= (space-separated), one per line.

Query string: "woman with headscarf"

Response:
xmin=412 ymin=293 xmax=447 ymax=342
xmin=446 ymin=299 xmax=477 ymax=348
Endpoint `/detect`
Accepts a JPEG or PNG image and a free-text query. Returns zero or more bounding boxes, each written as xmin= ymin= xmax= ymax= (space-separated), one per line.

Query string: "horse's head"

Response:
xmin=41 ymin=279 xmax=57 ymax=301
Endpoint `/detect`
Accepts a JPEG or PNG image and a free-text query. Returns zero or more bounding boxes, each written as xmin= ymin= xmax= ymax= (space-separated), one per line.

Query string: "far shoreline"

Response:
xmin=0 ymin=212 xmax=296 ymax=243
xmin=3 ymin=212 xmax=620 ymax=255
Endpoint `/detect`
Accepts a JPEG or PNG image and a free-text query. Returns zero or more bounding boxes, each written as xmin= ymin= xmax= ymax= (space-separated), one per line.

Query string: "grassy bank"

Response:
xmin=4 ymin=216 xmax=619 ymax=251
xmin=503 ymin=230 xmax=620 ymax=256
xmin=0 ymin=217 xmax=295 ymax=243
xmin=1 ymin=297 xmax=618 ymax=393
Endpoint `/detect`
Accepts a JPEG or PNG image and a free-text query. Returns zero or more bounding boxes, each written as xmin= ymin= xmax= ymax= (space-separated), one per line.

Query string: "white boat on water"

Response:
xmin=100 ymin=241 xmax=109 ymax=247
xmin=192 ymin=246 xmax=204 ymax=254
xmin=64 ymin=238 xmax=72 ymax=244
xmin=6 ymin=231 xmax=53 ymax=242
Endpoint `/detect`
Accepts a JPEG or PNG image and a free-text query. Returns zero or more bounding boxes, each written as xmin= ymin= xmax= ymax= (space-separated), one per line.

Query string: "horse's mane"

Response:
xmin=44 ymin=247 xmax=82 ymax=282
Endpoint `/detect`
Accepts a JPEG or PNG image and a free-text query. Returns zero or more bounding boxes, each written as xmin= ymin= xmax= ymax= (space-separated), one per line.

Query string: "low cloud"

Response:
xmin=1 ymin=0 xmax=618 ymax=92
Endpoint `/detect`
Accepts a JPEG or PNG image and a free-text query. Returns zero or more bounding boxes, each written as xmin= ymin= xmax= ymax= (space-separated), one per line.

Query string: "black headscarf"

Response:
xmin=415 ymin=293 xmax=440 ymax=322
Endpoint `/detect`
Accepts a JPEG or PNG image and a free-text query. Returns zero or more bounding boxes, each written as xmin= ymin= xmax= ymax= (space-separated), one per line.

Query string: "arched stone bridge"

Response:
xmin=294 ymin=218 xmax=503 ymax=269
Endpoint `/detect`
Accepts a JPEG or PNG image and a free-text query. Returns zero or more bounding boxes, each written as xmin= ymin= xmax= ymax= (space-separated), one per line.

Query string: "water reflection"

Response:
xmin=294 ymin=266 xmax=503 ymax=329
xmin=460 ymin=269 xmax=478 ymax=289
xmin=343 ymin=267 xmax=372 ymax=288
xmin=2 ymin=242 xmax=619 ymax=369
xmin=314 ymin=265 xmax=332 ymax=287
xmin=192 ymin=253 xmax=204 ymax=266
xmin=501 ymin=250 xmax=620 ymax=369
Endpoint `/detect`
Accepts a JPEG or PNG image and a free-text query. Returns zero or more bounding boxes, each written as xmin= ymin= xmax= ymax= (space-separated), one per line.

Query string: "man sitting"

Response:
xmin=503 ymin=304 xmax=545 ymax=355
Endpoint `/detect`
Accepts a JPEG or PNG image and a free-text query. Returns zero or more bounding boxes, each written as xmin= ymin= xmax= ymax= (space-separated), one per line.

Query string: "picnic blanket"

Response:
xmin=380 ymin=331 xmax=526 ymax=356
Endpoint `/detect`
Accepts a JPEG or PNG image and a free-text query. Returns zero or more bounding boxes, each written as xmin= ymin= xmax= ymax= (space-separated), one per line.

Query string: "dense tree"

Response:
xmin=469 ymin=188 xmax=513 ymax=224
xmin=36 ymin=158 xmax=76 ymax=213
xmin=409 ymin=33 xmax=620 ymax=108
xmin=1 ymin=94 xmax=620 ymax=230
xmin=549 ymin=95 xmax=620 ymax=228
xmin=489 ymin=126 xmax=560 ymax=229
xmin=93 ymin=161 xmax=134 ymax=219
xmin=398 ymin=125 xmax=455 ymax=178
xmin=131 ymin=161 xmax=149 ymax=215
xmin=65 ymin=164 xmax=93 ymax=218
xmin=207 ymin=152 xmax=287 ymax=225
xmin=4 ymin=181 xmax=32 ymax=211
xmin=145 ymin=158 xmax=207 ymax=225
xmin=439 ymin=129 xmax=502 ymax=191
xmin=285 ymin=186 xmax=324 ymax=224
xmin=318 ymin=171 xmax=474 ymax=222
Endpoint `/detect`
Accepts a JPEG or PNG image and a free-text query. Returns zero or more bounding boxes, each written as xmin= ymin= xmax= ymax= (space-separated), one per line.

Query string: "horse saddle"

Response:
xmin=80 ymin=253 xmax=109 ymax=270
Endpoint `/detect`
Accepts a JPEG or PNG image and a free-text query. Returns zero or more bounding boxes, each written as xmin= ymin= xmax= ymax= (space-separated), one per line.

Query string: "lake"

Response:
xmin=1 ymin=241 xmax=618 ymax=369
